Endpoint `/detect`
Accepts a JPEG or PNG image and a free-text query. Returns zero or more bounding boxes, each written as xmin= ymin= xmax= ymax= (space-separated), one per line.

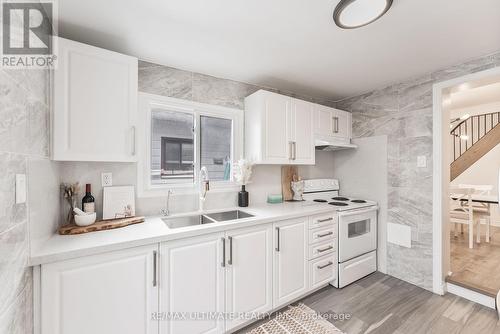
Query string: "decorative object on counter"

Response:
xmin=291 ymin=177 xmax=305 ymax=201
xmin=73 ymin=207 xmax=97 ymax=227
xmin=61 ymin=182 xmax=81 ymax=225
xmin=233 ymin=158 xmax=253 ymax=207
xmin=103 ymin=186 xmax=136 ymax=220
xmin=281 ymin=166 xmax=298 ymax=201
xmin=58 ymin=216 xmax=145 ymax=235
xmin=267 ymin=194 xmax=283 ymax=204
xmin=82 ymin=183 xmax=95 ymax=213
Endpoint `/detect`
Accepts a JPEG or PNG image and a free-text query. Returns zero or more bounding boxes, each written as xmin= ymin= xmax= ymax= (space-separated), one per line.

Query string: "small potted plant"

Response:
xmin=233 ymin=158 xmax=253 ymax=207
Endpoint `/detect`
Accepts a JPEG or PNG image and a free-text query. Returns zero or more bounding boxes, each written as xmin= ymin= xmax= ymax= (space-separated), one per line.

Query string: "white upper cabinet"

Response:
xmin=52 ymin=38 xmax=138 ymax=161
xmin=244 ymin=90 xmax=314 ymax=165
xmin=313 ymin=104 xmax=352 ymax=143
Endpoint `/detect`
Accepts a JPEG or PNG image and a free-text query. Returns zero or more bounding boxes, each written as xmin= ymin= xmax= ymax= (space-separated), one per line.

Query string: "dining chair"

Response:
xmin=450 ymin=187 xmax=475 ymax=249
xmin=458 ymin=184 xmax=493 ymax=243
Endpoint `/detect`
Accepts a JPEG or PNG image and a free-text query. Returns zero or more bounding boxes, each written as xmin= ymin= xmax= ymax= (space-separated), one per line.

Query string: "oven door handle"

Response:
xmin=337 ymin=206 xmax=378 ymax=217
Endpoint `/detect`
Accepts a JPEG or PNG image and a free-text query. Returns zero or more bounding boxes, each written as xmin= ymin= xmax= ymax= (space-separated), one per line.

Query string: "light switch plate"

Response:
xmin=417 ymin=155 xmax=427 ymax=168
xmin=101 ymin=172 xmax=113 ymax=187
xmin=15 ymin=174 xmax=26 ymax=204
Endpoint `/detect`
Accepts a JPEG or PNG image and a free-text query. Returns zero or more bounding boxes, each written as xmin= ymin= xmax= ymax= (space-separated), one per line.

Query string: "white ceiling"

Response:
xmin=450 ymin=81 xmax=500 ymax=111
xmin=57 ymin=0 xmax=500 ymax=101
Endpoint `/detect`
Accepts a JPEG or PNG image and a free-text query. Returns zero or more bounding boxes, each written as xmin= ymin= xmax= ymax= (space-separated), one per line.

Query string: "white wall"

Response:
xmin=327 ymin=136 xmax=388 ymax=273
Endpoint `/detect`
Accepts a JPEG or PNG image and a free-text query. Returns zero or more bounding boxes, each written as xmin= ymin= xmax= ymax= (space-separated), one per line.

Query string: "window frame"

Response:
xmin=137 ymin=93 xmax=243 ymax=197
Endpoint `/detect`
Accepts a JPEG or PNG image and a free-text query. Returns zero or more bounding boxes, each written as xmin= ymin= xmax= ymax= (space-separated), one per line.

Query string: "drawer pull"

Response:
xmin=317 ymin=218 xmax=333 ymax=223
xmin=317 ymin=246 xmax=333 ymax=253
xmin=317 ymin=261 xmax=334 ymax=270
xmin=317 ymin=231 xmax=334 ymax=238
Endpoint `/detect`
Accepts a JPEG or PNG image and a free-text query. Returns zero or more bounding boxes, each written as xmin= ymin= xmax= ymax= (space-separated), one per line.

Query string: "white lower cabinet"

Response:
xmin=40 ymin=244 xmax=159 ymax=334
xmin=225 ymin=225 xmax=273 ymax=331
xmin=39 ymin=215 xmax=338 ymax=334
xmin=160 ymin=233 xmax=225 ymax=334
xmin=273 ymin=218 xmax=308 ymax=308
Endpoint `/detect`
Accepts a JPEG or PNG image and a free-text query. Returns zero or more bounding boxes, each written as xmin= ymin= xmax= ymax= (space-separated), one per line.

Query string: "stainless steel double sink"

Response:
xmin=162 ymin=210 xmax=254 ymax=229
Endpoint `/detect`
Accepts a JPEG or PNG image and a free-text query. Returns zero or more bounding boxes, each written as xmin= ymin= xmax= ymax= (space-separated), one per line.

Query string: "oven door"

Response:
xmin=338 ymin=206 xmax=378 ymax=263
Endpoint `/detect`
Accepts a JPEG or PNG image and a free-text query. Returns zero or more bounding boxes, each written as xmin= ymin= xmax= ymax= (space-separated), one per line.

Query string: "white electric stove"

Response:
xmin=302 ymin=179 xmax=378 ymax=288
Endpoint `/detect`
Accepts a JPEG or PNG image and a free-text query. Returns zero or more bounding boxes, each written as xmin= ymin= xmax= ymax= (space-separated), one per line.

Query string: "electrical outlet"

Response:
xmin=101 ymin=172 xmax=113 ymax=187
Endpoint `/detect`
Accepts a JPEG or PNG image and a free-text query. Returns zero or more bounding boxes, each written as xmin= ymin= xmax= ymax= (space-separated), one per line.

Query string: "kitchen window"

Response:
xmin=138 ymin=93 xmax=243 ymax=196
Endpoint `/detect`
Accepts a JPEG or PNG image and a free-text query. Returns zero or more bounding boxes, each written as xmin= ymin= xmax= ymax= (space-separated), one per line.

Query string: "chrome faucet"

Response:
xmin=199 ymin=167 xmax=210 ymax=211
xmin=160 ymin=189 xmax=173 ymax=216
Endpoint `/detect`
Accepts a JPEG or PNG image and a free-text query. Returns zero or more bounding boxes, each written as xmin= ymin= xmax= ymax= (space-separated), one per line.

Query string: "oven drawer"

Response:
xmin=308 ymin=239 xmax=336 ymax=260
xmin=309 ymin=213 xmax=336 ymax=230
xmin=309 ymin=226 xmax=336 ymax=244
xmin=338 ymin=251 xmax=376 ymax=288
xmin=309 ymin=254 xmax=337 ymax=290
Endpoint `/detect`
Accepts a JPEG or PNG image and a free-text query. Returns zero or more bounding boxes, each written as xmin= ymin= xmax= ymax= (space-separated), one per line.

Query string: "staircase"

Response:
xmin=450 ymin=112 xmax=500 ymax=181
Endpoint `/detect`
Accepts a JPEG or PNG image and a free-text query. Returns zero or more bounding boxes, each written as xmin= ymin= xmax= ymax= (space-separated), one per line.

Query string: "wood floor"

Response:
xmin=448 ymin=225 xmax=500 ymax=296
xmin=238 ymin=272 xmax=500 ymax=334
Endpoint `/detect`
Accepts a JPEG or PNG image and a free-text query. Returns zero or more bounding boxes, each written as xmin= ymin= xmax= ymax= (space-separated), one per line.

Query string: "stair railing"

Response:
xmin=450 ymin=112 xmax=500 ymax=161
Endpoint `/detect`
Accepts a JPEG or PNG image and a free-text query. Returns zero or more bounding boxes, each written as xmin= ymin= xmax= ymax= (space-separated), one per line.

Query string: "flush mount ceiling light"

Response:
xmin=333 ymin=0 xmax=393 ymax=29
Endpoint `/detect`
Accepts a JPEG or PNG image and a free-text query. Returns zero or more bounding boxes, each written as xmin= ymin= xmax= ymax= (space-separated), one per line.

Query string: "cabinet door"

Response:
xmin=41 ymin=245 xmax=159 ymax=334
xmin=160 ymin=233 xmax=225 ymax=334
xmin=290 ymin=99 xmax=315 ymax=165
xmin=225 ymin=225 xmax=273 ymax=331
xmin=263 ymin=92 xmax=291 ymax=163
xmin=273 ymin=218 xmax=308 ymax=307
xmin=332 ymin=109 xmax=351 ymax=140
xmin=314 ymin=104 xmax=333 ymax=136
xmin=53 ymin=37 xmax=138 ymax=161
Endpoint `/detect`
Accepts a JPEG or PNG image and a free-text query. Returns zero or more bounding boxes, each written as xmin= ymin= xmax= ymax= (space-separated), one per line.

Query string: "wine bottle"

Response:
xmin=82 ymin=184 xmax=95 ymax=213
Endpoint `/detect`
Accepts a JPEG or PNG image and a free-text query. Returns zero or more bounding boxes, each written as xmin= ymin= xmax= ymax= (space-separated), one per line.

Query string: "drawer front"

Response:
xmin=308 ymin=239 xmax=336 ymax=260
xmin=309 ymin=226 xmax=336 ymax=245
xmin=338 ymin=251 xmax=377 ymax=288
xmin=309 ymin=214 xmax=336 ymax=230
xmin=309 ymin=254 xmax=336 ymax=290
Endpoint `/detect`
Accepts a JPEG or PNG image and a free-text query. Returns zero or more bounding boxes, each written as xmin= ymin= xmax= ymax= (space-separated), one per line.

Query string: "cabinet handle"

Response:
xmin=275 ymin=227 xmax=280 ymax=252
xmin=221 ymin=237 xmax=226 ymax=267
xmin=317 ymin=231 xmax=334 ymax=238
xmin=288 ymin=141 xmax=293 ymax=160
xmin=131 ymin=126 xmax=136 ymax=156
xmin=153 ymin=250 xmax=157 ymax=287
xmin=317 ymin=218 xmax=333 ymax=223
xmin=228 ymin=236 xmax=233 ymax=265
xmin=292 ymin=142 xmax=296 ymax=160
xmin=317 ymin=246 xmax=334 ymax=253
xmin=317 ymin=261 xmax=334 ymax=270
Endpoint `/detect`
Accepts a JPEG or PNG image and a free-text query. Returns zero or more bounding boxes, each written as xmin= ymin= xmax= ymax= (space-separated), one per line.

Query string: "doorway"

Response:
xmin=433 ymin=67 xmax=500 ymax=306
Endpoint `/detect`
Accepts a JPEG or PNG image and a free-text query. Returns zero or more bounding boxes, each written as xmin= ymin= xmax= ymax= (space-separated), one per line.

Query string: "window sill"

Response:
xmin=137 ymin=182 xmax=241 ymax=198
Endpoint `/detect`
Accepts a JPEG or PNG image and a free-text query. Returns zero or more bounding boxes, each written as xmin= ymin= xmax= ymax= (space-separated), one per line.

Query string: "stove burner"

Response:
xmin=332 ymin=197 xmax=349 ymax=201
xmin=351 ymin=199 xmax=367 ymax=203
xmin=313 ymin=199 xmax=328 ymax=203
xmin=328 ymin=202 xmax=349 ymax=206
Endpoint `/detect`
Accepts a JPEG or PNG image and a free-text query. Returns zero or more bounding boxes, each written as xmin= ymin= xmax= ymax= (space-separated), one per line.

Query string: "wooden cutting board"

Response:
xmin=281 ymin=165 xmax=298 ymax=201
xmin=58 ymin=216 xmax=145 ymax=235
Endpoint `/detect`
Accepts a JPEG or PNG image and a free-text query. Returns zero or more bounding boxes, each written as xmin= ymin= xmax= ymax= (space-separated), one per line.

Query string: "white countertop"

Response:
xmin=30 ymin=202 xmax=336 ymax=266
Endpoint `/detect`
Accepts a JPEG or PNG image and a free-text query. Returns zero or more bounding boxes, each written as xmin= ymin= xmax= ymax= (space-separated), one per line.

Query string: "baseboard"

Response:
xmin=446 ymin=282 xmax=496 ymax=309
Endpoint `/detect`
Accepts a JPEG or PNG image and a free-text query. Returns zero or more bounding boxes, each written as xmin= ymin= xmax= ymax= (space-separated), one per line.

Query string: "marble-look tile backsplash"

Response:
xmin=337 ymin=50 xmax=500 ymax=290
xmin=0 ymin=66 xmax=52 ymax=333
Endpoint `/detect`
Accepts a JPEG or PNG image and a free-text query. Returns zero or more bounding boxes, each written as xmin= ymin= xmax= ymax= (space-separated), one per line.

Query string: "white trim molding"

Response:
xmin=137 ymin=93 xmax=244 ymax=198
xmin=446 ymin=283 xmax=496 ymax=309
